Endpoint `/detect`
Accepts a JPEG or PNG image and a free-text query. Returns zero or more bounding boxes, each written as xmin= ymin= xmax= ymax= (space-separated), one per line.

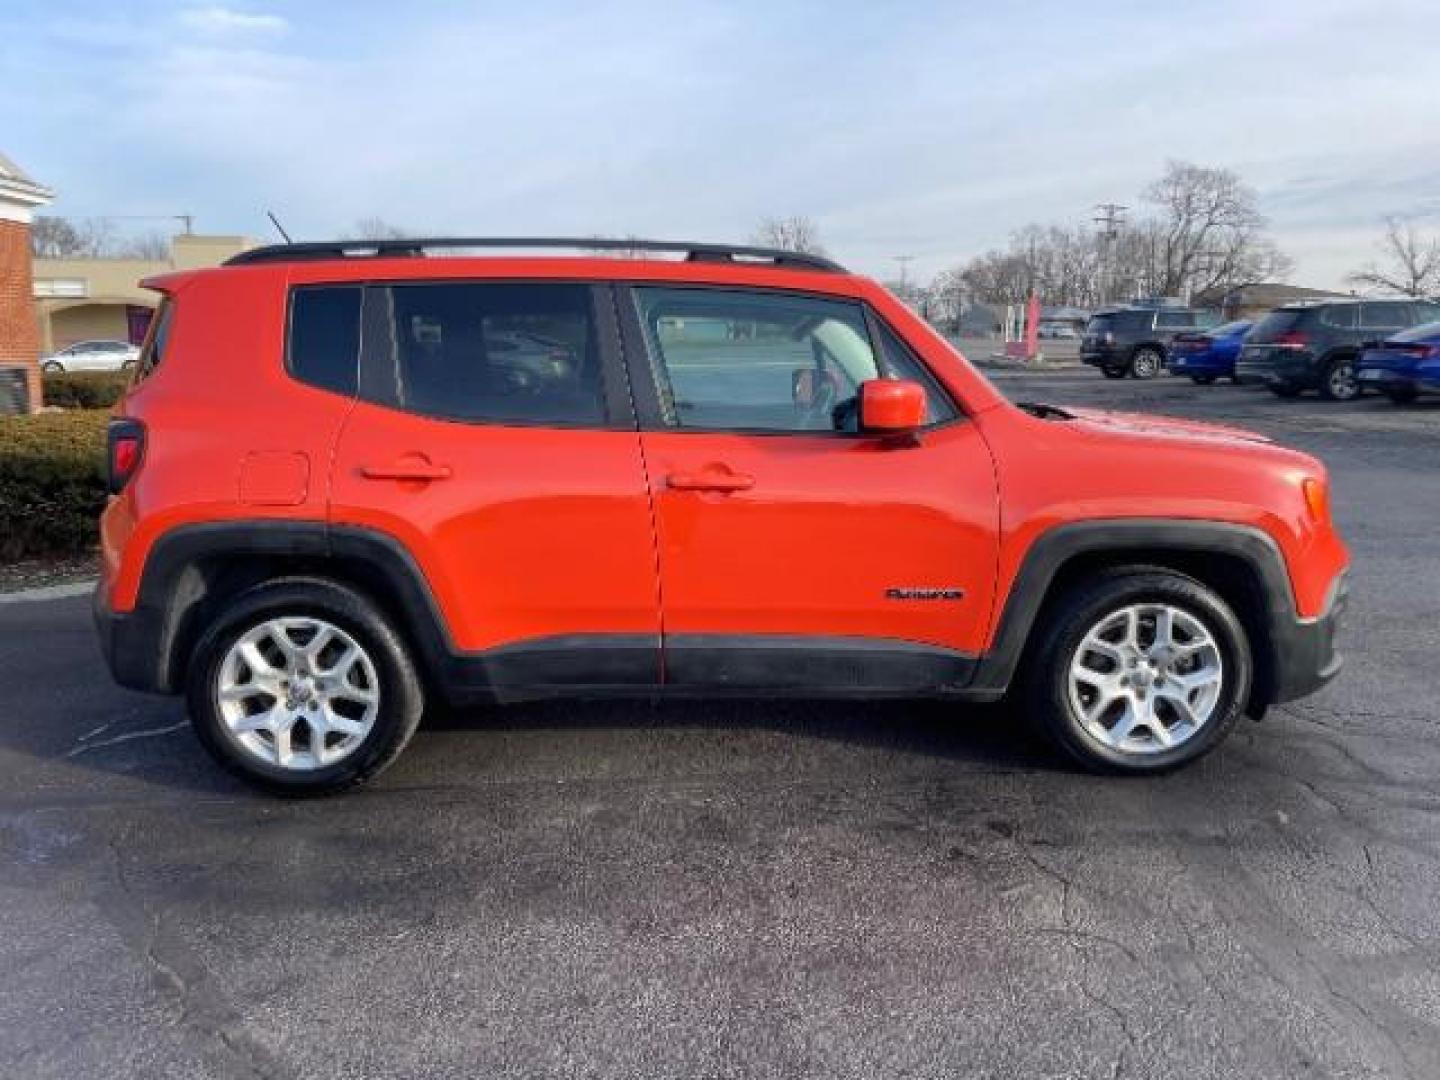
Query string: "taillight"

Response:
xmin=1390 ymin=342 xmax=1440 ymax=359
xmin=1272 ymin=330 xmax=1309 ymax=350
xmin=107 ymin=419 xmax=145 ymax=494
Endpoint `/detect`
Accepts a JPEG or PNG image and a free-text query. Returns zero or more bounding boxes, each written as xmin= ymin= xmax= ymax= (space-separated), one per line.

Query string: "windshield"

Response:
xmin=1084 ymin=314 xmax=1117 ymax=335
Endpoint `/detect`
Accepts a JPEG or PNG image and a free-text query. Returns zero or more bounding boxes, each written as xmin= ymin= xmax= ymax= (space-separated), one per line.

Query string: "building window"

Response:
xmin=34 ymin=278 xmax=88 ymax=298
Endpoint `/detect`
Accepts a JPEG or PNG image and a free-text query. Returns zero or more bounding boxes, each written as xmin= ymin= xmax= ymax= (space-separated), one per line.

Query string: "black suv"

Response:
xmin=1080 ymin=307 xmax=1216 ymax=379
xmin=1236 ymin=299 xmax=1440 ymax=401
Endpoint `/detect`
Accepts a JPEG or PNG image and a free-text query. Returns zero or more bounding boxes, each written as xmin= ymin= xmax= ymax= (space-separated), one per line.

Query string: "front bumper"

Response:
xmin=1270 ymin=567 xmax=1349 ymax=704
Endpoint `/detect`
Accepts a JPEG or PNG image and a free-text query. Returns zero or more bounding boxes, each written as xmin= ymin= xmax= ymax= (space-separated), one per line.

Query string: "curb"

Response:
xmin=0 ymin=580 xmax=97 ymax=604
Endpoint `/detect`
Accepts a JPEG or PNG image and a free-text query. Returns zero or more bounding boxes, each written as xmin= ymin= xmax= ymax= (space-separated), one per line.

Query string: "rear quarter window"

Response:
xmin=288 ymin=286 xmax=363 ymax=396
xmin=133 ymin=298 xmax=173 ymax=382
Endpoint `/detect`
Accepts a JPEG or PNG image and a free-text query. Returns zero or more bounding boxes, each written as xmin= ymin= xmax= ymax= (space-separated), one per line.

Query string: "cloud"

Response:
xmin=9 ymin=0 xmax=1439 ymax=290
xmin=179 ymin=6 xmax=289 ymax=36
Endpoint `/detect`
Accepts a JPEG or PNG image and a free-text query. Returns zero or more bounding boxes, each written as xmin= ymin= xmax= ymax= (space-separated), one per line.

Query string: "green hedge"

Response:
xmin=0 ymin=411 xmax=110 ymax=560
xmin=42 ymin=370 xmax=131 ymax=409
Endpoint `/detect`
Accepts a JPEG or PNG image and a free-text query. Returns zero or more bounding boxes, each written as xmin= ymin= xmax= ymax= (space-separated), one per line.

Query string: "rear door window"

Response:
xmin=375 ymin=282 xmax=606 ymax=426
xmin=1155 ymin=310 xmax=1194 ymax=330
xmin=1317 ymin=305 xmax=1355 ymax=329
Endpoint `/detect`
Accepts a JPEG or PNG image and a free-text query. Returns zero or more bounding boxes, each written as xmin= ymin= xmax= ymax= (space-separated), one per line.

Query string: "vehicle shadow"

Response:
xmin=24 ymin=687 xmax=1054 ymax=800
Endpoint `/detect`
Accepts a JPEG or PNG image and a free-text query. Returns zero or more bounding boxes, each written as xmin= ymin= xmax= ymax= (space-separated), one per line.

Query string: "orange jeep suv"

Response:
xmin=94 ymin=238 xmax=1350 ymax=793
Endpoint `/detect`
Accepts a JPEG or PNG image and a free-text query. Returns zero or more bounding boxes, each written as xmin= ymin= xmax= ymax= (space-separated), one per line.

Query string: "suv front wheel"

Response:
xmin=1130 ymin=347 xmax=1164 ymax=379
xmin=1024 ymin=569 xmax=1252 ymax=773
xmin=186 ymin=577 xmax=424 ymax=795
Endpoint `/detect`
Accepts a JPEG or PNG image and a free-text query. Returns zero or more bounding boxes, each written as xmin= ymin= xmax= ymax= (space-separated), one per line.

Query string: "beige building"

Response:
xmin=34 ymin=233 xmax=258 ymax=353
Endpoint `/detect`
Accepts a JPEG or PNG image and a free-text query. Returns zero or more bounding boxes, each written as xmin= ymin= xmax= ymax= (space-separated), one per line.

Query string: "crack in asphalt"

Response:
xmin=104 ymin=836 xmax=290 ymax=1080
xmin=65 ymin=721 xmax=190 ymax=759
xmin=1000 ymin=832 xmax=1149 ymax=1078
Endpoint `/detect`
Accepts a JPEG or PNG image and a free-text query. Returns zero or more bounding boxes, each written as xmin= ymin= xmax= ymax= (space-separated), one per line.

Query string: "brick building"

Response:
xmin=0 ymin=151 xmax=54 ymax=413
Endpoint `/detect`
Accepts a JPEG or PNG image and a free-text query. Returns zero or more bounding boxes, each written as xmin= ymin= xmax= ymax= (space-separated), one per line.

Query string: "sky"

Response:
xmin=3 ymin=0 xmax=1438 ymax=288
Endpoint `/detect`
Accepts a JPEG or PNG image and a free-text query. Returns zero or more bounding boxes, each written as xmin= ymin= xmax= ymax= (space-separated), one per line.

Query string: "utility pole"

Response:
xmin=1093 ymin=203 xmax=1127 ymax=304
xmin=893 ymin=254 xmax=915 ymax=290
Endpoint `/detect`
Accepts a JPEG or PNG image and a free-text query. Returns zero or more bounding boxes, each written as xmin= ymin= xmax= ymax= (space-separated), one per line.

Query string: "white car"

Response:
xmin=41 ymin=339 xmax=140 ymax=373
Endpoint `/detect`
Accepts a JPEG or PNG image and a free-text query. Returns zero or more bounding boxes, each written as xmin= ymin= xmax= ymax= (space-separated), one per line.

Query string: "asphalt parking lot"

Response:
xmin=3 ymin=369 xmax=1438 ymax=1079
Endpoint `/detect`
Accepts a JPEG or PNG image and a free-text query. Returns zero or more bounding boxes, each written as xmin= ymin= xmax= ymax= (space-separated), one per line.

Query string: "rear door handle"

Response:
xmin=360 ymin=460 xmax=452 ymax=482
xmin=666 ymin=470 xmax=754 ymax=493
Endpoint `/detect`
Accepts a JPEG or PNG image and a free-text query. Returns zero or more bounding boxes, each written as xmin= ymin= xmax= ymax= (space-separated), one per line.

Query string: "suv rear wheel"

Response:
xmin=186 ymin=577 xmax=423 ymax=795
xmin=1130 ymin=347 xmax=1163 ymax=379
xmin=1319 ymin=356 xmax=1361 ymax=402
xmin=1024 ymin=569 xmax=1252 ymax=773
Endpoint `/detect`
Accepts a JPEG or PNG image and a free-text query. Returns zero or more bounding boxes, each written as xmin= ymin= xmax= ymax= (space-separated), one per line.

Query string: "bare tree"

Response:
xmin=30 ymin=215 xmax=117 ymax=258
xmin=1347 ymin=216 xmax=1440 ymax=297
xmin=752 ymin=215 xmax=827 ymax=256
xmin=348 ymin=217 xmax=412 ymax=239
xmin=587 ymin=234 xmax=653 ymax=259
xmin=116 ymin=231 xmax=171 ymax=260
xmin=938 ymin=161 xmax=1290 ymax=315
xmin=1141 ymin=161 xmax=1290 ymax=299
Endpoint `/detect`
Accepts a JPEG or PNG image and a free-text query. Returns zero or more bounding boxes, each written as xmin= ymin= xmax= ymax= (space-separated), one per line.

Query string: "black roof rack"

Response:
xmin=224 ymin=236 xmax=845 ymax=273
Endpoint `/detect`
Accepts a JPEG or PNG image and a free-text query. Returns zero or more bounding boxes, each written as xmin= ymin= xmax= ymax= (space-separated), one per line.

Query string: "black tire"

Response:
xmin=185 ymin=577 xmax=424 ymax=795
xmin=1190 ymin=374 xmax=1216 ymax=386
xmin=1384 ymin=386 xmax=1419 ymax=405
xmin=1101 ymin=366 xmax=1127 ymax=380
xmin=1318 ymin=355 xmax=1361 ymax=402
xmin=1022 ymin=568 xmax=1252 ymax=774
xmin=1130 ymin=347 xmax=1164 ymax=379
xmin=1267 ymin=383 xmax=1302 ymax=398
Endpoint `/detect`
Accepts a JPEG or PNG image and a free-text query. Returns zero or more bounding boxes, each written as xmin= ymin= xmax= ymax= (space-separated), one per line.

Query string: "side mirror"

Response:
xmin=859 ymin=379 xmax=926 ymax=434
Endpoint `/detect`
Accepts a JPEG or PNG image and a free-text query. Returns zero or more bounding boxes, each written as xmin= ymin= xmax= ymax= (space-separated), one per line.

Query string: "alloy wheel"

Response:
xmin=1132 ymin=351 xmax=1161 ymax=379
xmin=216 ymin=617 xmax=379 ymax=770
xmin=1066 ymin=603 xmax=1224 ymax=755
xmin=1328 ymin=361 xmax=1359 ymax=401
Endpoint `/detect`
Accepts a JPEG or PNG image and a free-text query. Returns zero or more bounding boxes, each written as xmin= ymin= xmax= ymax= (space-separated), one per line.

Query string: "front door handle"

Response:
xmin=360 ymin=459 xmax=452 ymax=482
xmin=666 ymin=470 xmax=754 ymax=493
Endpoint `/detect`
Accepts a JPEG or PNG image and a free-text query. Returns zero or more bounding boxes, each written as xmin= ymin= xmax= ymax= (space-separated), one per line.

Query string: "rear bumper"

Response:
xmin=1357 ymin=367 xmax=1439 ymax=393
xmin=1080 ymin=348 xmax=1123 ymax=368
xmin=1235 ymin=351 xmax=1317 ymax=387
xmin=1168 ymin=355 xmax=1230 ymax=375
xmin=93 ymin=583 xmax=170 ymax=694
xmin=1271 ymin=567 xmax=1349 ymax=704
